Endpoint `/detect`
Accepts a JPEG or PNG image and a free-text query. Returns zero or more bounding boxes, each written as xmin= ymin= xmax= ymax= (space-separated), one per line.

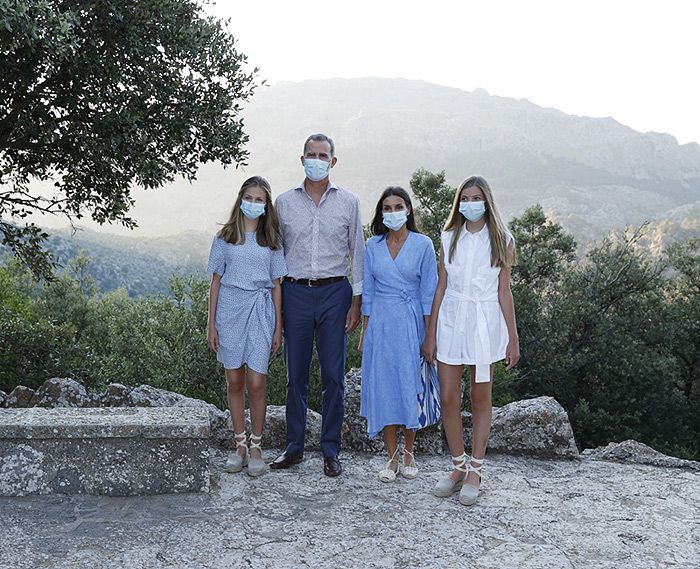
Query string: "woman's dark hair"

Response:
xmin=370 ymin=186 xmax=421 ymax=238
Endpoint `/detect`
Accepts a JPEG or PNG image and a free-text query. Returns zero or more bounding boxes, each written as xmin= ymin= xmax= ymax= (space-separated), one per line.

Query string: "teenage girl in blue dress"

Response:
xmin=207 ymin=176 xmax=287 ymax=476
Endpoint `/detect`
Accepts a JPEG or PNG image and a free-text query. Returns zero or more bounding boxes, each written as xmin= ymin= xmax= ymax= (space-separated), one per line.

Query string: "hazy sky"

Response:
xmin=212 ymin=0 xmax=700 ymax=145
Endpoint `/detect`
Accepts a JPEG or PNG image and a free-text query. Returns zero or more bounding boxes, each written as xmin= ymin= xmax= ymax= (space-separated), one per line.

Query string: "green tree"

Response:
xmin=1 ymin=0 xmax=258 ymax=277
xmin=409 ymin=168 xmax=455 ymax=251
xmin=518 ymin=227 xmax=691 ymax=455
xmin=664 ymin=237 xmax=700 ymax=456
xmin=508 ymin=204 xmax=577 ymax=395
xmin=0 ymin=256 xmax=88 ymax=391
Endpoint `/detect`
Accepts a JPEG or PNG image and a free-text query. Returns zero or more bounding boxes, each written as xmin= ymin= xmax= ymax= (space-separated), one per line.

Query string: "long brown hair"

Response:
xmin=219 ymin=176 xmax=281 ymax=250
xmin=443 ymin=176 xmax=515 ymax=267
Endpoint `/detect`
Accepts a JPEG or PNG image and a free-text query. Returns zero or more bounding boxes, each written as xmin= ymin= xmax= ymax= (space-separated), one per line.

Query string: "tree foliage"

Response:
xmin=409 ymin=168 xmax=455 ymax=253
xmin=0 ymin=0 xmax=258 ymax=277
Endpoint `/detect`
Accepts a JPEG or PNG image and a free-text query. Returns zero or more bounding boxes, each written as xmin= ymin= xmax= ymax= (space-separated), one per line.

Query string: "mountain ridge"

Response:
xmin=20 ymin=77 xmax=700 ymax=248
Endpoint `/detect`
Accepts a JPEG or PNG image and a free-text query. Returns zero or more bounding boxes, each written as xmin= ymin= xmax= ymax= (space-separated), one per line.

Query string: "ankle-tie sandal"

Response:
xmin=379 ymin=448 xmax=400 ymax=483
xmin=401 ymin=449 xmax=419 ymax=479
xmin=225 ymin=431 xmax=249 ymax=473
xmin=247 ymin=433 xmax=267 ymax=477
xmin=459 ymin=456 xmax=484 ymax=506
xmin=433 ymin=452 xmax=467 ymax=497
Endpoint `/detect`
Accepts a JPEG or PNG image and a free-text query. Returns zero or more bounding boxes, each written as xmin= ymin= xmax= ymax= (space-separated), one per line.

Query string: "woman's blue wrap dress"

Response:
xmin=360 ymin=231 xmax=438 ymax=437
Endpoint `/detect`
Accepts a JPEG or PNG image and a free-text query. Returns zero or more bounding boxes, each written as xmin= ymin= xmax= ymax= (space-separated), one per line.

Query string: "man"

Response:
xmin=271 ymin=133 xmax=364 ymax=477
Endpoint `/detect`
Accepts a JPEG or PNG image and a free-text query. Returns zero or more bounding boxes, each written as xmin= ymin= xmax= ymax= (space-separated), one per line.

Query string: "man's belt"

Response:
xmin=285 ymin=276 xmax=345 ymax=287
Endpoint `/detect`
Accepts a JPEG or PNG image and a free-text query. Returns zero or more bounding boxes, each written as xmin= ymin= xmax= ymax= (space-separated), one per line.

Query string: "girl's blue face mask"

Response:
xmin=241 ymin=201 xmax=266 ymax=219
xmin=382 ymin=210 xmax=408 ymax=231
xmin=459 ymin=201 xmax=486 ymax=222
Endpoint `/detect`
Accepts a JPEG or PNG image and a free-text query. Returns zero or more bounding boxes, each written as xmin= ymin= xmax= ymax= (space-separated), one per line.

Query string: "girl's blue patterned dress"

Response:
xmin=207 ymin=232 xmax=287 ymax=374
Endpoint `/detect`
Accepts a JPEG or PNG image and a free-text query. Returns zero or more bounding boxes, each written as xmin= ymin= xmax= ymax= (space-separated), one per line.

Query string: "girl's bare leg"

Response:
xmin=245 ymin=369 xmax=267 ymax=460
xmin=438 ymin=361 xmax=467 ymax=482
xmin=467 ymin=364 xmax=494 ymax=487
xmin=226 ymin=367 xmax=246 ymax=457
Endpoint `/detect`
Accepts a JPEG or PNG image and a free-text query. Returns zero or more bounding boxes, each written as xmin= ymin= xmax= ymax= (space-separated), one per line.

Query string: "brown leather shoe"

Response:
xmin=269 ymin=451 xmax=303 ymax=470
xmin=323 ymin=455 xmax=342 ymax=477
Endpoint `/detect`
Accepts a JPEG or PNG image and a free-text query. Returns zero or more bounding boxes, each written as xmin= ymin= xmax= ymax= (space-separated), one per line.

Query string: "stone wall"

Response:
xmin=4 ymin=373 xmax=697 ymax=469
xmin=2 ymin=374 xmax=579 ymax=458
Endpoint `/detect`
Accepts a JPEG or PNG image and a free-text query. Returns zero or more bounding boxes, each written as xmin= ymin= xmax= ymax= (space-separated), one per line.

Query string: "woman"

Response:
xmin=358 ymin=186 xmax=438 ymax=482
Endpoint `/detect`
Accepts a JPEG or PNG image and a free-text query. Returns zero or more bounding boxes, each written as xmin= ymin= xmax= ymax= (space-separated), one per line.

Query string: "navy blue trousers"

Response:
xmin=282 ymin=278 xmax=352 ymax=457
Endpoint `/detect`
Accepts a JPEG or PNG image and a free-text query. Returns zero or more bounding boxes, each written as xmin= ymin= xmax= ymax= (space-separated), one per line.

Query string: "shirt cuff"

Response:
xmin=352 ymin=281 xmax=363 ymax=296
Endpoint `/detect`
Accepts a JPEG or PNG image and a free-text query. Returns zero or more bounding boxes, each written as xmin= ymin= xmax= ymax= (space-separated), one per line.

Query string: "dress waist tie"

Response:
xmin=374 ymin=288 xmax=423 ymax=395
xmin=445 ymin=289 xmax=497 ymax=383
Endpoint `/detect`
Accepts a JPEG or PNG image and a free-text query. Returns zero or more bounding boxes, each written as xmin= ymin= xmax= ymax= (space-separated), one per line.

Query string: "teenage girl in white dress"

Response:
xmin=422 ymin=175 xmax=520 ymax=505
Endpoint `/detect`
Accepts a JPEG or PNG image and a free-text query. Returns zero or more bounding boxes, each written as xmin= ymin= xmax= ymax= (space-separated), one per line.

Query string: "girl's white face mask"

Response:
xmin=240 ymin=201 xmax=266 ymax=219
xmin=459 ymin=201 xmax=486 ymax=222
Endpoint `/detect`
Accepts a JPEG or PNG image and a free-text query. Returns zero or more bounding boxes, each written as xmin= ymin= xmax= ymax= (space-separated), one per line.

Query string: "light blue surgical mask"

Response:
xmin=240 ymin=201 xmax=266 ymax=219
xmin=459 ymin=201 xmax=486 ymax=222
xmin=304 ymin=158 xmax=331 ymax=182
xmin=382 ymin=211 xmax=408 ymax=231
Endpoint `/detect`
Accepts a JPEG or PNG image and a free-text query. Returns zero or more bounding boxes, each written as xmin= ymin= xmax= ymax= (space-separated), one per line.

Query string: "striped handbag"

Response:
xmin=417 ymin=357 xmax=441 ymax=428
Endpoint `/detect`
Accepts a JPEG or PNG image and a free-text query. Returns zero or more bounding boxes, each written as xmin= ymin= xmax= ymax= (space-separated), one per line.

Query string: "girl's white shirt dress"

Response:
xmin=436 ymin=224 xmax=513 ymax=382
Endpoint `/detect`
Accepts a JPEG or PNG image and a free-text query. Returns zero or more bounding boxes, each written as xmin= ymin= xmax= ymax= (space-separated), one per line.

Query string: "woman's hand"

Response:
xmin=421 ymin=333 xmax=437 ymax=363
xmin=505 ymin=338 xmax=520 ymax=370
xmin=271 ymin=326 xmax=283 ymax=356
xmin=207 ymin=324 xmax=219 ymax=353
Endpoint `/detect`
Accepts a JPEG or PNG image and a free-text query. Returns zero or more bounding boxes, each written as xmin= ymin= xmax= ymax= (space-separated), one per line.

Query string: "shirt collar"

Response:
xmin=460 ymin=222 xmax=489 ymax=241
xmin=294 ymin=180 xmax=339 ymax=193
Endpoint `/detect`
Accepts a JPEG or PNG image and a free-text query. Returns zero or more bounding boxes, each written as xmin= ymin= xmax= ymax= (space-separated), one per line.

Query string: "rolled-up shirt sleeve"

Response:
xmin=348 ymin=194 xmax=365 ymax=296
xmin=419 ymin=237 xmax=438 ymax=315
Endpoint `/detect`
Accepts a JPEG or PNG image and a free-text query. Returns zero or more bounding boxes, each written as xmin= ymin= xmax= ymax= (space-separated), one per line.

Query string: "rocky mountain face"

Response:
xmin=239 ymin=78 xmax=700 ymax=240
xmin=245 ymin=78 xmax=700 ymax=183
xmin=90 ymin=78 xmax=700 ymax=240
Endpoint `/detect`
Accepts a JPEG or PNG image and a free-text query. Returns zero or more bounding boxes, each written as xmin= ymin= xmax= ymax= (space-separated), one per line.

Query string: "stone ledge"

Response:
xmin=0 ymin=408 xmax=211 ymax=496
xmin=0 ymin=407 xmax=210 ymax=439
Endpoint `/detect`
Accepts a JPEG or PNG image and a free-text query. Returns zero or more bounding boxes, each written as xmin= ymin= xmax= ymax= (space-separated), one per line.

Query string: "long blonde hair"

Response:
xmin=443 ymin=176 xmax=515 ymax=267
xmin=219 ymin=176 xmax=281 ymax=250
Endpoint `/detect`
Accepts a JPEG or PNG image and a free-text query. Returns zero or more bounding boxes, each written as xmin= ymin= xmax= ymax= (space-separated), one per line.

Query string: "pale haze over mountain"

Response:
xmin=33 ymin=78 xmax=700 ymax=245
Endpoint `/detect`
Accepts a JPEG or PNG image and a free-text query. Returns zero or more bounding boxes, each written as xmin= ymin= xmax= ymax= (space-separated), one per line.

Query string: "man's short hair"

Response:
xmin=303 ymin=133 xmax=335 ymax=157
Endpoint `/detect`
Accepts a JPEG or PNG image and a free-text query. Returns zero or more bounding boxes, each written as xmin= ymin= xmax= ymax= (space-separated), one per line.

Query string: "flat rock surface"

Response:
xmin=1 ymin=451 xmax=698 ymax=569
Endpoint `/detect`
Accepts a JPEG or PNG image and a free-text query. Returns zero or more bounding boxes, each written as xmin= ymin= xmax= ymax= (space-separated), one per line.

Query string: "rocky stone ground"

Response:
xmin=1 ymin=449 xmax=698 ymax=569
